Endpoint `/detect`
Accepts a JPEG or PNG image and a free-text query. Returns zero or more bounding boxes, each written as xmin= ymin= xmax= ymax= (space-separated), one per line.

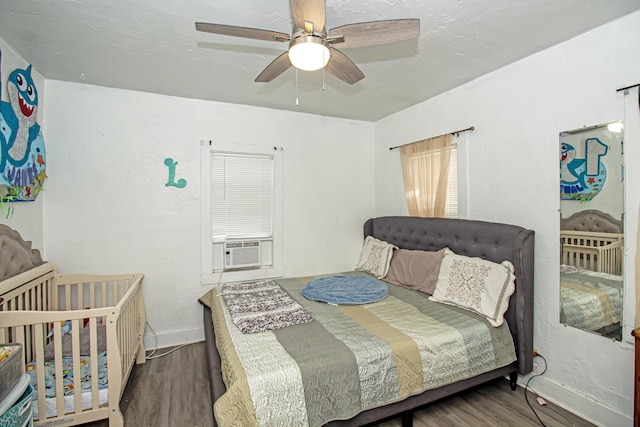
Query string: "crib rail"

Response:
xmin=560 ymin=230 xmax=624 ymax=275
xmin=0 ymin=264 xmax=145 ymax=427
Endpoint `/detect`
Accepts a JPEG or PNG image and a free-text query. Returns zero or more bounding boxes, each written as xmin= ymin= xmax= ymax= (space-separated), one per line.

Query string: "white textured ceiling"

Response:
xmin=1 ymin=0 xmax=639 ymax=122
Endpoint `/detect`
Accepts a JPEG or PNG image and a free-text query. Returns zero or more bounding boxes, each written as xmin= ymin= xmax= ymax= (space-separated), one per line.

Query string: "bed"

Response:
xmin=560 ymin=210 xmax=624 ymax=337
xmin=200 ymin=216 xmax=535 ymax=427
xmin=559 ymin=268 xmax=623 ymax=335
xmin=0 ymin=224 xmax=146 ymax=427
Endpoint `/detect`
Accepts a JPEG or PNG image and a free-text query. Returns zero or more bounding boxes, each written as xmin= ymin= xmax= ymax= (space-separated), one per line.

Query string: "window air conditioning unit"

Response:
xmin=224 ymin=241 xmax=261 ymax=270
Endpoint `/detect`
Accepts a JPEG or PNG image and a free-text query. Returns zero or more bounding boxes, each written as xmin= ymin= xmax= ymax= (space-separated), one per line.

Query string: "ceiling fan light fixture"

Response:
xmin=607 ymin=122 xmax=623 ymax=133
xmin=288 ymin=36 xmax=330 ymax=71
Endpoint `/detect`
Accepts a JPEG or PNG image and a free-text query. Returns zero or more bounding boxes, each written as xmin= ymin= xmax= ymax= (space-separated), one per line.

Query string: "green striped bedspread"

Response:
xmin=200 ymin=272 xmax=516 ymax=427
xmin=560 ymin=269 xmax=623 ymax=332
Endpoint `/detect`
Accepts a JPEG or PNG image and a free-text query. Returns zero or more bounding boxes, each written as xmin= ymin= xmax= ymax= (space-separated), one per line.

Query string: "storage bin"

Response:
xmin=0 ymin=382 xmax=33 ymax=427
xmin=0 ymin=345 xmax=22 ymax=404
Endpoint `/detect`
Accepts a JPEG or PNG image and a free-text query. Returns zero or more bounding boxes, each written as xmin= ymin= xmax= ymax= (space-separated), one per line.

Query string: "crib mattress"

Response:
xmin=32 ymin=388 xmax=108 ymax=420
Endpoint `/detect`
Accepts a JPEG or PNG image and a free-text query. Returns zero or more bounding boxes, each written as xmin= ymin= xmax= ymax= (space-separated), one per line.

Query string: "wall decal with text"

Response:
xmin=164 ymin=157 xmax=187 ymax=188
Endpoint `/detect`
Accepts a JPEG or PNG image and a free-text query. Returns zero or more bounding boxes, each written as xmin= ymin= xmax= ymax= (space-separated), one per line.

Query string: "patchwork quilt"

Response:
xmin=560 ymin=269 xmax=623 ymax=332
xmin=200 ymin=272 xmax=517 ymax=427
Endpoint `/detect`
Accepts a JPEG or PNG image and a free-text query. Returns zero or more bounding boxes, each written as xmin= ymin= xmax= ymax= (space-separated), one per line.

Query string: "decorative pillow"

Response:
xmin=384 ymin=248 xmax=446 ymax=295
xmin=354 ymin=236 xmax=397 ymax=279
xmin=429 ymin=249 xmax=516 ymax=327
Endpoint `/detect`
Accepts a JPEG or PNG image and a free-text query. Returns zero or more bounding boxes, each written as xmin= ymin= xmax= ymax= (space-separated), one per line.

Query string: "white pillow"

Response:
xmin=429 ymin=249 xmax=515 ymax=327
xmin=355 ymin=236 xmax=397 ymax=279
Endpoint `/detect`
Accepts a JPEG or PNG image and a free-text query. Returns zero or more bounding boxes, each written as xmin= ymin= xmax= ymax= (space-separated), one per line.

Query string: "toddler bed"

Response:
xmin=200 ymin=216 xmax=535 ymax=427
xmin=0 ymin=224 xmax=145 ymax=427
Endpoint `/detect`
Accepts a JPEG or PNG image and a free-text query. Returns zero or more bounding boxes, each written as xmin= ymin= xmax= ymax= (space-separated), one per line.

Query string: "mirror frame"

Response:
xmin=559 ymin=121 xmax=624 ymax=340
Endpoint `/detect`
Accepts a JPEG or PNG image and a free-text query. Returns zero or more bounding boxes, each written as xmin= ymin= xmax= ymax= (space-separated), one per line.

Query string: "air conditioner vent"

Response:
xmin=224 ymin=241 xmax=261 ymax=270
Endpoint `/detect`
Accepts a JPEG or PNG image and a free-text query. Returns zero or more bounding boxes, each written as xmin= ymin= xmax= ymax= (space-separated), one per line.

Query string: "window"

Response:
xmin=201 ymin=141 xmax=283 ymax=284
xmin=444 ymin=146 xmax=458 ymax=218
xmin=210 ymin=153 xmax=274 ymax=240
xmin=399 ymin=134 xmax=458 ymax=218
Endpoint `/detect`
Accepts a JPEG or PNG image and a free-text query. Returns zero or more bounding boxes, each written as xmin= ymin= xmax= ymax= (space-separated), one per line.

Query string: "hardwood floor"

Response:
xmin=83 ymin=342 xmax=595 ymax=427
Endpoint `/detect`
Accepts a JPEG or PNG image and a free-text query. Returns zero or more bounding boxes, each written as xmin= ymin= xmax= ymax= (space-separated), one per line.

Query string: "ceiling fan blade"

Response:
xmin=324 ymin=48 xmax=364 ymax=85
xmin=290 ymin=0 xmax=326 ymax=32
xmin=328 ymin=19 xmax=420 ymax=48
xmin=255 ymin=52 xmax=292 ymax=82
xmin=195 ymin=22 xmax=290 ymax=42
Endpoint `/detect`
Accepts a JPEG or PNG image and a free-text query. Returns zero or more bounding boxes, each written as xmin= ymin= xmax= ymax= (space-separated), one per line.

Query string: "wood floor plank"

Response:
xmin=80 ymin=342 xmax=595 ymax=427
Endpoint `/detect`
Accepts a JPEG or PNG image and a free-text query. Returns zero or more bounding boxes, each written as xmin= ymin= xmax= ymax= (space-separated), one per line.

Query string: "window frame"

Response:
xmin=200 ymin=141 xmax=284 ymax=285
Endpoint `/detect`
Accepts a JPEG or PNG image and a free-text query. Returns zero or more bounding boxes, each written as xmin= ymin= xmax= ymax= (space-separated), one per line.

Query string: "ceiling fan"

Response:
xmin=195 ymin=0 xmax=420 ymax=85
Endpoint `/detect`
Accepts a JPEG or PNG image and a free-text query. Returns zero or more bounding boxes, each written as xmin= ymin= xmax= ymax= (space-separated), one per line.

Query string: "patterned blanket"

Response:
xmin=560 ymin=269 xmax=623 ymax=331
xmin=221 ymin=280 xmax=313 ymax=334
xmin=200 ymin=272 xmax=517 ymax=427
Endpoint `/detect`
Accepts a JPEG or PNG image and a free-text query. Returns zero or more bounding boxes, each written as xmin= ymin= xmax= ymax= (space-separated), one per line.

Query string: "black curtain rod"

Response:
xmin=616 ymin=83 xmax=640 ymax=92
xmin=389 ymin=126 xmax=475 ymax=151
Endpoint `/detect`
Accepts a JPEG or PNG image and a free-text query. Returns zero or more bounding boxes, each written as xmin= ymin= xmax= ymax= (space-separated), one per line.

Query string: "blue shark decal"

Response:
xmin=0 ymin=56 xmax=47 ymax=202
xmin=560 ymin=138 xmax=607 ymax=201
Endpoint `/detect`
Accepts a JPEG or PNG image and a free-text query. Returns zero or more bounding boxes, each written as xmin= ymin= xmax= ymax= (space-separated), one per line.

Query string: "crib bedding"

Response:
xmin=560 ymin=269 xmax=623 ymax=332
xmin=200 ymin=271 xmax=517 ymax=427
xmin=26 ymin=352 xmax=108 ymax=397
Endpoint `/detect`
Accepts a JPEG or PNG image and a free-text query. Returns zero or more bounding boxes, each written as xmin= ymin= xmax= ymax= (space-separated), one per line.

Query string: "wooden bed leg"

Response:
xmin=401 ymin=411 xmax=413 ymax=427
xmin=509 ymin=371 xmax=518 ymax=391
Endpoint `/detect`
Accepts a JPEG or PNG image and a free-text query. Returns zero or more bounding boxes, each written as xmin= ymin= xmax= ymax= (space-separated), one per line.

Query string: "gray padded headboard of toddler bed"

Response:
xmin=364 ymin=216 xmax=535 ymax=375
xmin=0 ymin=224 xmax=44 ymax=282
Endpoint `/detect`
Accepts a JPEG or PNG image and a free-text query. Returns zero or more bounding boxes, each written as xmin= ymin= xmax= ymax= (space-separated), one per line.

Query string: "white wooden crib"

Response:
xmin=560 ymin=209 xmax=624 ymax=275
xmin=0 ymin=226 xmax=145 ymax=426
xmin=560 ymin=230 xmax=623 ymax=275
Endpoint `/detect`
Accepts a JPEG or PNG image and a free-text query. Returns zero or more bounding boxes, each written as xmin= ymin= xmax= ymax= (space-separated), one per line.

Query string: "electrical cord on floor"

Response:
xmin=144 ymin=321 xmax=190 ymax=360
xmin=524 ymin=352 xmax=548 ymax=427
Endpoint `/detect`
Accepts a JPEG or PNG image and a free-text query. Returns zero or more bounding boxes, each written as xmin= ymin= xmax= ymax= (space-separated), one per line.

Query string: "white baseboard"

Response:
xmin=521 ymin=375 xmax=631 ymax=427
xmin=143 ymin=325 xmax=204 ymax=351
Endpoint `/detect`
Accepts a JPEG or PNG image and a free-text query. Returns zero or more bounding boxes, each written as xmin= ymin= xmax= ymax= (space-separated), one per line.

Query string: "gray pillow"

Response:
xmin=44 ymin=324 xmax=107 ymax=361
xmin=384 ymin=248 xmax=446 ymax=295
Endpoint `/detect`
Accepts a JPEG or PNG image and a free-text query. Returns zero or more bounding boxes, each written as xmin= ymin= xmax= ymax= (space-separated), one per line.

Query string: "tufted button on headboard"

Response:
xmin=0 ymin=225 xmax=45 ymax=282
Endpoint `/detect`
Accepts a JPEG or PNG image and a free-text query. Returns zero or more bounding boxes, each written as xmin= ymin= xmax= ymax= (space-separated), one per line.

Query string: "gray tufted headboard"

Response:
xmin=560 ymin=209 xmax=623 ymax=234
xmin=0 ymin=224 xmax=45 ymax=282
xmin=364 ymin=216 xmax=535 ymax=375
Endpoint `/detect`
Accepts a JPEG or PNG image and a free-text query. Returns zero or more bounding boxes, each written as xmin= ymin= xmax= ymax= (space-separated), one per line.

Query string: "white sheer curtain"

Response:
xmin=399 ymin=134 xmax=456 ymax=218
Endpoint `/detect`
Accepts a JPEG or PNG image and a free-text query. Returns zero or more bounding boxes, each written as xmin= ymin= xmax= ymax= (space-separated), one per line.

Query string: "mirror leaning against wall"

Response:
xmin=559 ymin=121 xmax=624 ymax=341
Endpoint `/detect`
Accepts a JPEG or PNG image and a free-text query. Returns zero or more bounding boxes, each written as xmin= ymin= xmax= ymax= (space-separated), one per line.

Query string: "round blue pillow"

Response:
xmin=301 ymin=275 xmax=389 ymax=305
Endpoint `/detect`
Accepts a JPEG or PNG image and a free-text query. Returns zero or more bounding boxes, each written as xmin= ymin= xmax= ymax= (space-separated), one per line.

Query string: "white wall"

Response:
xmin=42 ymin=81 xmax=375 ymax=347
xmin=0 ymin=38 xmax=45 ymax=248
xmin=375 ymin=11 xmax=640 ymax=427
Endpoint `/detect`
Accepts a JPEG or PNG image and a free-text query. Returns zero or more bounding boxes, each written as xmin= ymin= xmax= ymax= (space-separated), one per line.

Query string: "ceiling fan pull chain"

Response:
xmin=295 ymin=67 xmax=299 ymax=106
xmin=322 ymin=52 xmax=326 ymax=91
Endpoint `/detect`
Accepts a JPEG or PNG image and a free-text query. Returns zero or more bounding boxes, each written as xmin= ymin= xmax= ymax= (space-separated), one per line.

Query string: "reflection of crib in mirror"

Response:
xmin=560 ymin=209 xmax=624 ymax=275
xmin=560 ymin=230 xmax=623 ymax=275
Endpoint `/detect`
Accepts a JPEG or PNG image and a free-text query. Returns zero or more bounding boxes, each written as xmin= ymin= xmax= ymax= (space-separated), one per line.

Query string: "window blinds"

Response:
xmin=444 ymin=146 xmax=458 ymax=218
xmin=210 ymin=152 xmax=274 ymax=240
